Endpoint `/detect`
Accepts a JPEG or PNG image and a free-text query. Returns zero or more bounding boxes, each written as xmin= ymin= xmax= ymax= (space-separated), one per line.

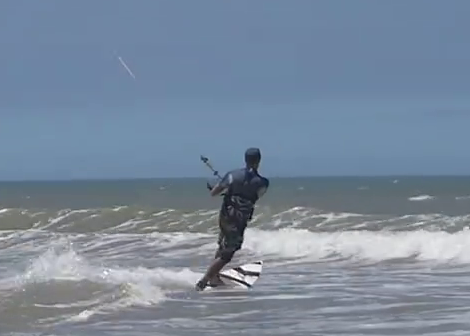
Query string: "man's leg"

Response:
xmin=197 ymin=243 xmax=228 ymax=288
xmin=206 ymin=246 xmax=226 ymax=286
xmin=195 ymin=235 xmax=233 ymax=290
xmin=196 ymin=258 xmax=229 ymax=289
xmin=195 ymin=219 xmax=242 ymax=291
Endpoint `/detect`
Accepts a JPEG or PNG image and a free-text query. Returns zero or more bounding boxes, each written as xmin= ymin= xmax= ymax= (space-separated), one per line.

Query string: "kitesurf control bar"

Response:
xmin=200 ymin=155 xmax=226 ymax=193
xmin=200 ymin=155 xmax=223 ymax=180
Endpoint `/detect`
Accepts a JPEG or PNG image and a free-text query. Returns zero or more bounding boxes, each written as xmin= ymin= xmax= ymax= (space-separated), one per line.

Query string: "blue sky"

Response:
xmin=0 ymin=0 xmax=469 ymax=179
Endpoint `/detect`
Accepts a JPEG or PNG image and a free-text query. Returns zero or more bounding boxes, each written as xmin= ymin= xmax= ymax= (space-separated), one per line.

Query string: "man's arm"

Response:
xmin=209 ymin=172 xmax=233 ymax=196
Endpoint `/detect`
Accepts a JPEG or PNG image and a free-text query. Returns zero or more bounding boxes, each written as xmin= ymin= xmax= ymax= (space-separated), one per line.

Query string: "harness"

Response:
xmin=221 ymin=169 xmax=259 ymax=223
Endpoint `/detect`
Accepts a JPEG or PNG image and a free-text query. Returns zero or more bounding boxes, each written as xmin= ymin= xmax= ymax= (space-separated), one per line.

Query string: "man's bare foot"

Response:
xmin=195 ymin=280 xmax=206 ymax=291
xmin=208 ymin=275 xmax=225 ymax=287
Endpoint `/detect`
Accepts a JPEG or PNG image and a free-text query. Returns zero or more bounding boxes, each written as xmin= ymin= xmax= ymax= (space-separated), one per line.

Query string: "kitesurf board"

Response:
xmin=203 ymin=260 xmax=263 ymax=291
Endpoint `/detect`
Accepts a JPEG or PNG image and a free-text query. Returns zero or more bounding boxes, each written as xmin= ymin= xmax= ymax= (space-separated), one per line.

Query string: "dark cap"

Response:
xmin=245 ymin=147 xmax=261 ymax=164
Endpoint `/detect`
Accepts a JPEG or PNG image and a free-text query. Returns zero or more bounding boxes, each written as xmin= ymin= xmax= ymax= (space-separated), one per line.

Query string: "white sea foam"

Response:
xmin=243 ymin=227 xmax=470 ymax=264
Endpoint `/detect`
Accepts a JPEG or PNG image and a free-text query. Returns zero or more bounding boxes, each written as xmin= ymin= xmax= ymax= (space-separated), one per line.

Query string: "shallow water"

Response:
xmin=2 ymin=177 xmax=470 ymax=335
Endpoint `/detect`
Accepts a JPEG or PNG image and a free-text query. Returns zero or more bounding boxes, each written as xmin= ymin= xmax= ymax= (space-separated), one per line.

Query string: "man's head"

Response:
xmin=244 ymin=147 xmax=261 ymax=169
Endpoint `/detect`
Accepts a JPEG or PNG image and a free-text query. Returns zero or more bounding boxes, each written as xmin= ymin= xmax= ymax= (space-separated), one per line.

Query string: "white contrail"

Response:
xmin=117 ymin=54 xmax=136 ymax=80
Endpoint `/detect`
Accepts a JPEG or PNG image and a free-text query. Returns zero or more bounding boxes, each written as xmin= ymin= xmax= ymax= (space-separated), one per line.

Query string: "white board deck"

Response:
xmin=203 ymin=260 xmax=263 ymax=291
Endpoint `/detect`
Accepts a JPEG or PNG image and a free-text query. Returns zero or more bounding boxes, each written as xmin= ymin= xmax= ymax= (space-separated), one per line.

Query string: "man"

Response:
xmin=195 ymin=147 xmax=270 ymax=291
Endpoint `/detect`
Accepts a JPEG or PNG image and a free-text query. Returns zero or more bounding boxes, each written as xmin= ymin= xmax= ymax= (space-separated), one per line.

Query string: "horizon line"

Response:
xmin=0 ymin=174 xmax=469 ymax=183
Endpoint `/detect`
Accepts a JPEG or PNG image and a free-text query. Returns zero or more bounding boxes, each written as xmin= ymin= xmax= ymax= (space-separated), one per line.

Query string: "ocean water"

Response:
xmin=2 ymin=176 xmax=470 ymax=335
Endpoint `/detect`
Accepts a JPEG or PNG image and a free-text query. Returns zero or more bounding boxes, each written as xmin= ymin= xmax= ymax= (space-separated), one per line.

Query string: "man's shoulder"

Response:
xmin=226 ymin=168 xmax=269 ymax=186
xmin=259 ymin=175 xmax=269 ymax=188
xmin=262 ymin=176 xmax=270 ymax=185
xmin=253 ymin=171 xmax=269 ymax=188
xmin=225 ymin=168 xmax=247 ymax=181
xmin=253 ymin=170 xmax=269 ymax=182
xmin=228 ymin=167 xmax=246 ymax=174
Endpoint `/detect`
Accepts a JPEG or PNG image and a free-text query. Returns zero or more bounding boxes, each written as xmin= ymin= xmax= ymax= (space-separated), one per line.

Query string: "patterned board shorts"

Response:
xmin=215 ymin=214 xmax=247 ymax=262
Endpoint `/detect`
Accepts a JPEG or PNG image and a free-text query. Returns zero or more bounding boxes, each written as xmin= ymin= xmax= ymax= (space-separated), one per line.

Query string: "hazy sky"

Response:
xmin=0 ymin=0 xmax=469 ymax=179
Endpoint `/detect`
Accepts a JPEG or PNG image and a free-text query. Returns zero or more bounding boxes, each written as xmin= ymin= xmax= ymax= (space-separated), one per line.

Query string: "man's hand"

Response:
xmin=207 ymin=172 xmax=231 ymax=196
xmin=206 ymin=181 xmax=227 ymax=197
